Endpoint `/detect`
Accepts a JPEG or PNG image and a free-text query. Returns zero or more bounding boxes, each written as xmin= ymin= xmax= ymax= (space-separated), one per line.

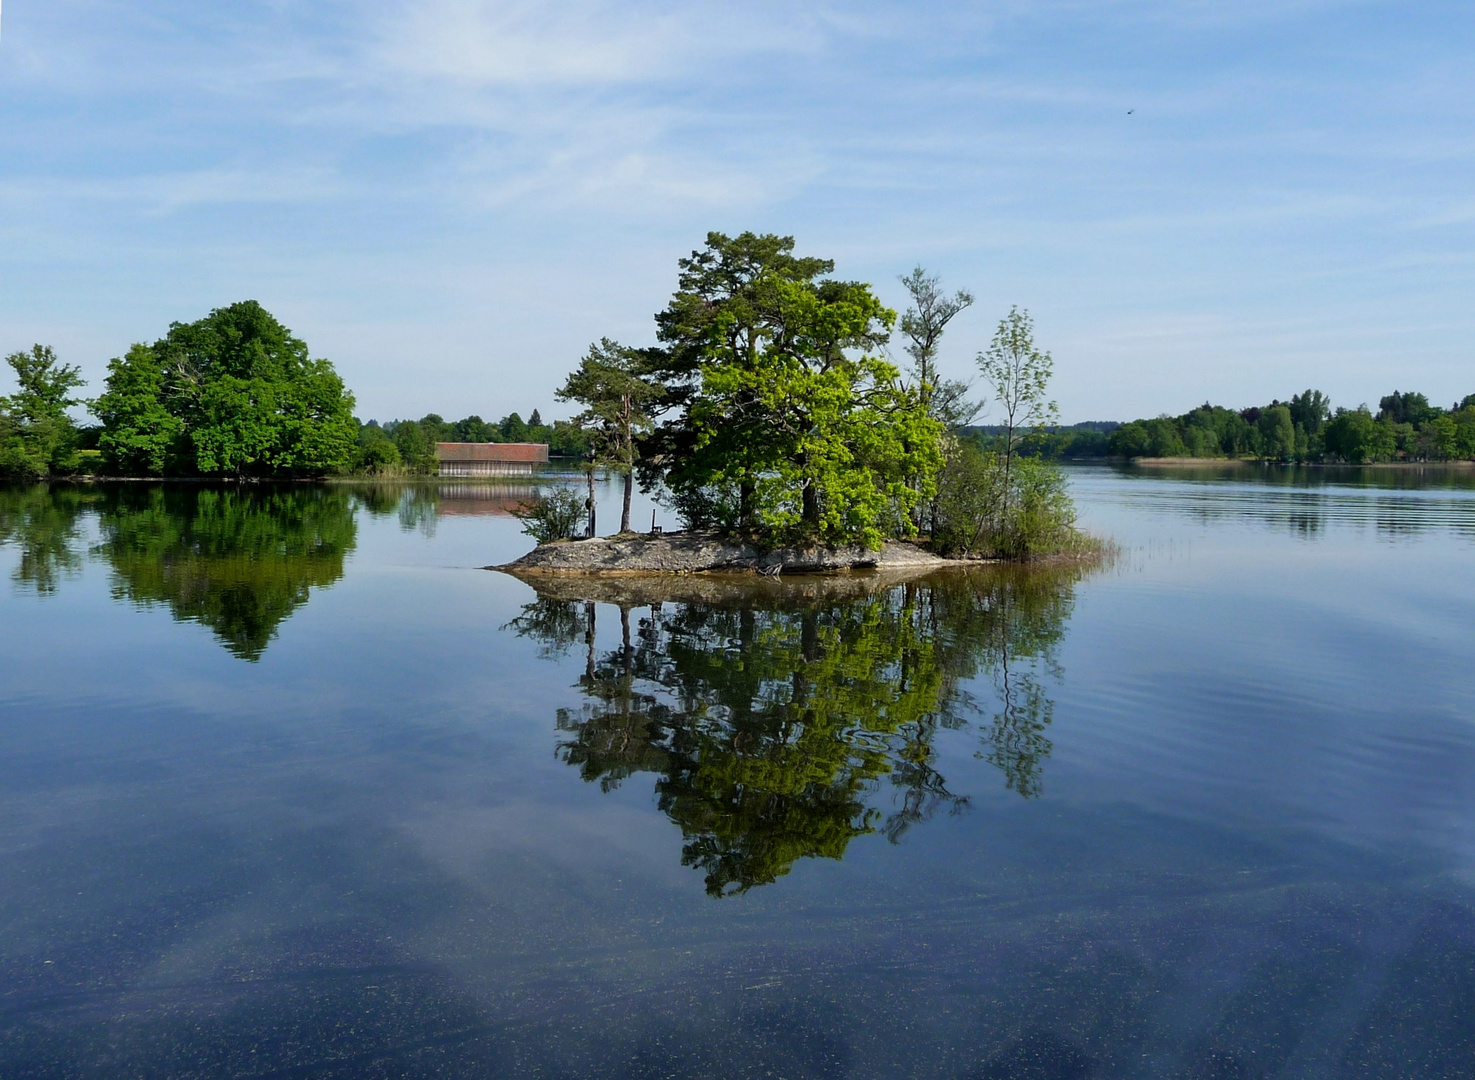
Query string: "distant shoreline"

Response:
xmin=1112 ymin=457 xmax=1475 ymax=468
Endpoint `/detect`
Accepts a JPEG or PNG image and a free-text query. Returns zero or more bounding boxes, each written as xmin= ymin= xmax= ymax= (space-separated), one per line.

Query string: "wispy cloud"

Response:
xmin=1 ymin=0 xmax=1472 ymax=419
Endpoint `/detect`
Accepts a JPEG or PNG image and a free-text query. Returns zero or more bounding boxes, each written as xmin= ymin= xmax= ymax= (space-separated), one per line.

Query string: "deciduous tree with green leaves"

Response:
xmin=1 ymin=345 xmax=86 ymax=479
xmin=976 ymin=307 xmax=1059 ymax=521
xmin=94 ymin=344 xmax=184 ymax=476
xmin=92 ymin=301 xmax=358 ymax=477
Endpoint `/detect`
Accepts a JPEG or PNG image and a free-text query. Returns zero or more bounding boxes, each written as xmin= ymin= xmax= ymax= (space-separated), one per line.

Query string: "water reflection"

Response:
xmin=0 ymin=484 xmax=93 ymax=594
xmin=0 ymin=480 xmax=569 ymax=660
xmin=1101 ymin=464 xmax=1475 ymax=542
xmin=350 ymin=480 xmax=546 ymax=536
xmin=507 ymin=567 xmax=1083 ymax=896
xmin=95 ymin=486 xmax=356 ymax=661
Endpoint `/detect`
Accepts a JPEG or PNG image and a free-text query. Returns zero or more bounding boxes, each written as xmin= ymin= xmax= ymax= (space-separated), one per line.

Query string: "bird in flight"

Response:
xmin=1127 ymin=109 xmax=1135 ymax=114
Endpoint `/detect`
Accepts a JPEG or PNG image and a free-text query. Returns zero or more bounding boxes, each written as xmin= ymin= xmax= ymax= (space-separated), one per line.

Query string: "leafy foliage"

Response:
xmin=94 ymin=344 xmax=183 ymax=475
xmin=93 ymin=302 xmax=358 ymax=477
xmin=933 ymin=440 xmax=1081 ymax=559
xmin=642 ymin=231 xmax=942 ymax=548
xmin=512 ymin=488 xmax=586 ymax=544
xmin=976 ymin=307 xmax=1059 ymax=524
xmin=1108 ymin=386 xmax=1475 ymax=463
xmin=898 ymin=266 xmax=976 ymax=425
xmin=1 ymin=345 xmax=86 ymax=478
xmin=556 ymin=338 xmax=661 ymax=532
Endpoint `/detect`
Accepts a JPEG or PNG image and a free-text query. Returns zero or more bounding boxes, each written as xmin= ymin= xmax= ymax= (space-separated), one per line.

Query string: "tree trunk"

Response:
xmin=620 ymin=469 xmax=633 ymax=534
xmin=801 ymin=480 xmax=819 ymax=529
xmin=585 ymin=467 xmax=597 ymax=538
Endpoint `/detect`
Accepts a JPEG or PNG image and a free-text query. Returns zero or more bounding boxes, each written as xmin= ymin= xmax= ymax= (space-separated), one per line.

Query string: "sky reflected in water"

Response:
xmin=1 ymin=467 xmax=1473 ymax=1078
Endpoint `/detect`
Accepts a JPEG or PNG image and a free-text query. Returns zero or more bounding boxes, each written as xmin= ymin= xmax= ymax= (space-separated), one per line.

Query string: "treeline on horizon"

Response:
xmin=966 ymin=390 xmax=1475 ymax=464
xmin=353 ymin=411 xmax=589 ymax=475
xmin=9 ymin=290 xmax=1471 ymax=487
xmin=0 ymin=299 xmax=586 ymax=481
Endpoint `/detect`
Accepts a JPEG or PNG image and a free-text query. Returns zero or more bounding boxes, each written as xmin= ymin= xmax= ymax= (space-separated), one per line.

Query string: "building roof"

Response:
xmin=435 ymin=442 xmax=549 ymax=463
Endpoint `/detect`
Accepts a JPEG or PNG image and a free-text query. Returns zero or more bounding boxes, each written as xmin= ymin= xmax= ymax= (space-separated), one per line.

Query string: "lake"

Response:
xmin=1 ymin=467 xmax=1473 ymax=1079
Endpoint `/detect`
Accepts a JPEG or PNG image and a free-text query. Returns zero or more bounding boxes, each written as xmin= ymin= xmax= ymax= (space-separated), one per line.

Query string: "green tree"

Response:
xmin=898 ymin=266 xmax=975 ymax=423
xmin=1 ymin=345 xmax=86 ymax=478
xmin=391 ymin=419 xmax=438 ymax=473
xmin=933 ymin=440 xmax=1080 ymax=559
xmin=1454 ymin=407 xmax=1475 ymax=459
xmin=1288 ymin=389 xmax=1331 ymax=437
xmin=93 ymin=344 xmax=185 ymax=475
xmin=1422 ymin=415 xmax=1458 ymax=461
xmin=976 ymin=307 xmax=1060 ymax=519
xmin=557 ymin=339 xmax=662 ymax=534
xmin=1324 ymin=407 xmax=1397 ymax=463
xmin=357 ymin=438 xmax=401 ymax=474
xmin=500 ymin=412 xmax=529 ymax=442
xmin=93 ymin=302 xmax=358 ymax=477
xmin=642 ymin=232 xmax=941 ymax=548
xmin=1257 ymin=405 xmax=1296 ymax=461
xmin=1377 ymin=391 xmax=1439 ymax=427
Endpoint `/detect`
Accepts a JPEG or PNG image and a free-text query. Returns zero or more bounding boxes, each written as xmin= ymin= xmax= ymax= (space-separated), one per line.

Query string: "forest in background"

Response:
xmin=352 ymin=410 xmax=590 ymax=475
xmin=962 ymin=390 xmax=1475 ymax=465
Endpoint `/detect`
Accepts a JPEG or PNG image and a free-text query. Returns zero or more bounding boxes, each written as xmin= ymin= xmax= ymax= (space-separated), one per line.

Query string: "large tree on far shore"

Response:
xmin=0 ymin=345 xmax=86 ymax=479
xmin=93 ymin=301 xmax=358 ymax=477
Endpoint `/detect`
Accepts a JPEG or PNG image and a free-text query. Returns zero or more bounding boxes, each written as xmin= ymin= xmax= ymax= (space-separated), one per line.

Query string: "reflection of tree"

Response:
xmin=351 ymin=484 xmax=438 ymax=535
xmin=507 ymin=567 xmax=1082 ymax=895
xmin=95 ymin=485 xmax=356 ymax=661
xmin=0 ymin=485 xmax=95 ymax=595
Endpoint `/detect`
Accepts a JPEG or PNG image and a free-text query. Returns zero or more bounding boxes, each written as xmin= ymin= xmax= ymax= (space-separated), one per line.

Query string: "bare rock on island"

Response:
xmin=491 ymin=530 xmax=954 ymax=576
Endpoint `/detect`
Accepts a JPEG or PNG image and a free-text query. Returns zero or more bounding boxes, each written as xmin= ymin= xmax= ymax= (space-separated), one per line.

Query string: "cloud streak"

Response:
xmin=0 ymin=0 xmax=1471 ymax=420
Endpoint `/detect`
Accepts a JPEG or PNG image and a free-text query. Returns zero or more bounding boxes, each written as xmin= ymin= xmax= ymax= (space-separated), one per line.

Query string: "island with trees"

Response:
xmin=501 ymin=231 xmax=1095 ymax=574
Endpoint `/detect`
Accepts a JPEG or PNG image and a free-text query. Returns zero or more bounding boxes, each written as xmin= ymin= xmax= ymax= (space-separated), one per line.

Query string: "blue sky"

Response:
xmin=1 ymin=1 xmax=1471 ymax=423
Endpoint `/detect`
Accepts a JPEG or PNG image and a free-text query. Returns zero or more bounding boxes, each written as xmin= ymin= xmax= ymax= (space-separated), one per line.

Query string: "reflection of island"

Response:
xmin=95 ymin=486 xmax=356 ymax=661
xmin=507 ymin=568 xmax=1081 ymax=895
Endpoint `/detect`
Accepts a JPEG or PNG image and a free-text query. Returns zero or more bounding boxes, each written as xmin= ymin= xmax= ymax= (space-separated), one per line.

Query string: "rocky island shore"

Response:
xmin=490 ymin=529 xmax=967 ymax=577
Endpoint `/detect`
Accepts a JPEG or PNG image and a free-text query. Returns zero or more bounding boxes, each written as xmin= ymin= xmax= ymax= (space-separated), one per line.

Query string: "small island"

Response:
xmin=494 ymin=233 xmax=1097 ymax=578
xmin=495 ymin=528 xmax=961 ymax=577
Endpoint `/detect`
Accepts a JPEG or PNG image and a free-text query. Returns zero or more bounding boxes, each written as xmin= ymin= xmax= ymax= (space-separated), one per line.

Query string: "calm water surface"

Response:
xmin=1 ymin=467 xmax=1473 ymax=1078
